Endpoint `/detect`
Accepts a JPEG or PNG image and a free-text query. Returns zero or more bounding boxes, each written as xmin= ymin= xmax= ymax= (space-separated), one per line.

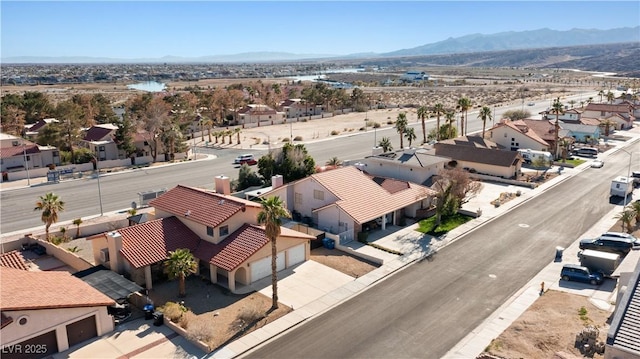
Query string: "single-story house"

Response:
xmin=237 ymin=104 xmax=286 ymax=126
xmin=279 ymin=99 xmax=324 ymax=119
xmin=355 ymin=147 xmax=449 ymax=185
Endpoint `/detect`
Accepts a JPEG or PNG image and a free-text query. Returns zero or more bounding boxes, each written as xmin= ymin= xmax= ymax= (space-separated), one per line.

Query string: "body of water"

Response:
xmin=127 ymin=81 xmax=166 ymax=92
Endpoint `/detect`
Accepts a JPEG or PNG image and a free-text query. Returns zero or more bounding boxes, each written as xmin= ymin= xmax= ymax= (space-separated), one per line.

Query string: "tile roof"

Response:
xmin=0 ymin=267 xmax=114 ymax=310
xmin=0 ymin=143 xmax=40 ymax=159
xmin=238 ymin=104 xmax=277 ymax=115
xmin=434 ymin=143 xmax=521 ymax=167
xmin=437 ymin=136 xmax=502 ymax=149
xmin=580 ymin=117 xmax=602 ymax=126
xmin=310 ymin=166 xmax=436 ymax=224
xmin=149 ymin=185 xmax=260 ymax=228
xmin=585 ymin=103 xmax=632 ymax=113
xmin=0 ymin=251 xmax=29 ymax=271
xmin=119 ymin=216 xmax=201 ymax=269
xmin=493 ymin=120 xmax=550 ymax=146
xmin=521 ymin=119 xmax=557 ymax=142
xmin=607 ymin=260 xmax=640 ymax=354
xmin=83 ymin=126 xmax=114 ymax=142
xmin=370 ymin=176 xmax=410 ymax=194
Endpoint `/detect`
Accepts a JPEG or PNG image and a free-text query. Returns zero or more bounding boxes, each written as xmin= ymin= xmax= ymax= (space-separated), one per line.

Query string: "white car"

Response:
xmin=591 ymin=159 xmax=604 ymax=168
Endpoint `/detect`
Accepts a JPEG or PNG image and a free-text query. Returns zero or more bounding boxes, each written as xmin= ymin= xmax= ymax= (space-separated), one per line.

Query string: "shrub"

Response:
xmin=160 ymin=301 xmax=186 ymax=322
xmin=179 ymin=310 xmax=197 ymax=329
xmin=293 ymin=136 xmax=303 ymax=141
xmin=330 ymin=130 xmax=340 ymax=136
xmin=237 ymin=306 xmax=264 ymax=324
xmin=184 ymin=316 xmax=214 ymax=344
xmin=372 ymin=122 xmax=381 ymax=128
xmin=281 ymin=137 xmax=290 ymax=142
xmin=386 ymin=120 xmax=394 ymax=125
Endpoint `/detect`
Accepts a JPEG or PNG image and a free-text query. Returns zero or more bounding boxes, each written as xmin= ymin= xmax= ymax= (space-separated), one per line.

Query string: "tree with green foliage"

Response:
xmin=599 ymin=118 xmax=616 ymax=136
xmin=72 ymin=218 xmax=83 ymax=239
xmin=417 ymin=106 xmax=429 ymax=144
xmin=432 ymin=103 xmax=445 ymax=141
xmin=22 ymin=91 xmax=54 ymax=123
xmin=477 ymin=106 xmax=492 ymax=138
xmin=550 ymin=97 xmax=564 ymax=159
xmin=502 ymin=109 xmax=531 ymax=121
xmin=444 ymin=111 xmax=457 ymax=139
xmin=257 ymin=196 xmax=291 ymax=310
xmin=164 ymin=248 xmax=197 ymax=297
xmin=457 ymin=97 xmax=472 ymax=136
xmin=257 ymin=143 xmax=315 ymax=184
xmin=615 ymin=209 xmax=635 ymax=234
xmin=55 ymin=100 xmax=84 ymax=164
xmin=236 ymin=164 xmax=264 ymax=191
xmin=378 ymin=137 xmax=393 ymax=152
xmin=630 ymin=200 xmax=640 ymax=225
xmin=34 ymin=192 xmax=65 ymax=241
xmin=114 ymin=113 xmax=138 ymax=162
xmin=432 ymin=169 xmax=481 ymax=225
xmin=404 ymin=127 xmax=417 ymax=147
xmin=326 ymin=157 xmax=342 ymax=166
xmin=395 ymin=112 xmax=408 ymax=149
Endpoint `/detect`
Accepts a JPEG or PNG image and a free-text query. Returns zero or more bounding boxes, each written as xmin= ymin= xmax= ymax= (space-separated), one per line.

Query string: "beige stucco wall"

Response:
xmin=488 ymin=127 xmax=549 ymax=151
xmin=357 ymin=157 xmax=443 ymax=184
xmin=315 ymin=203 xmax=354 ymax=235
xmin=455 ymin=160 xmax=519 ymax=179
xmin=1 ymin=307 xmax=113 ymax=353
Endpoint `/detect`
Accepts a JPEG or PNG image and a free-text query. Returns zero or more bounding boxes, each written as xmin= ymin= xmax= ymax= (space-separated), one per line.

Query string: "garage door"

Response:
xmin=251 ymin=253 xmax=285 ymax=282
xmin=5 ymin=330 xmax=58 ymax=359
xmin=66 ymin=316 xmax=97 ymax=348
xmin=287 ymin=244 xmax=305 ymax=267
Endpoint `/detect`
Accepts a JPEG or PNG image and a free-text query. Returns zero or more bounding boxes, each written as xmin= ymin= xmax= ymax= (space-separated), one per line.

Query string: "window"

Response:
xmin=206 ymin=226 xmax=214 ymax=237
xmin=313 ymin=190 xmax=324 ymax=200
xmin=294 ymin=192 xmax=302 ymax=204
xmin=504 ymin=133 xmax=507 ymax=137
xmin=219 ymin=225 xmax=229 ymax=237
xmin=99 ymin=146 xmax=105 ymax=151
xmin=25 ymin=156 xmax=30 ymax=161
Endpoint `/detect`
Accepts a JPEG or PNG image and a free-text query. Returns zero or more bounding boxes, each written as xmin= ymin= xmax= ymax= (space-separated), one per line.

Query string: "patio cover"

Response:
xmin=74 ymin=265 xmax=143 ymax=300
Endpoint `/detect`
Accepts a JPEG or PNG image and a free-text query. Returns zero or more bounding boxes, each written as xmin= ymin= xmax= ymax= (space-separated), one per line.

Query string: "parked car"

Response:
xmin=560 ymin=264 xmax=603 ymax=285
xmin=579 ymin=232 xmax=640 ymax=255
xmin=527 ymin=102 xmax=535 ymax=106
xmin=590 ymin=159 xmax=604 ymax=168
xmin=234 ymin=154 xmax=256 ymax=165
xmin=631 ymin=171 xmax=640 ymax=186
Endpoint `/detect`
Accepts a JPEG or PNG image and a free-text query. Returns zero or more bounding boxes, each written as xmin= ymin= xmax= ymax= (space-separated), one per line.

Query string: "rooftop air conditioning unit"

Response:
xmin=99 ymin=248 xmax=110 ymax=263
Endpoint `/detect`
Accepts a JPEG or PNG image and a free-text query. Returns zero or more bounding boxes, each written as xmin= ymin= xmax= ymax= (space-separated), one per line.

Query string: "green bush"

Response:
xmin=330 ymin=130 xmax=340 ymax=136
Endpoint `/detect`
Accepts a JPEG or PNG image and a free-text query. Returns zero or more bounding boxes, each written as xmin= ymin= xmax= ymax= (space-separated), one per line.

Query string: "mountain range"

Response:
xmin=2 ymin=26 xmax=639 ymax=64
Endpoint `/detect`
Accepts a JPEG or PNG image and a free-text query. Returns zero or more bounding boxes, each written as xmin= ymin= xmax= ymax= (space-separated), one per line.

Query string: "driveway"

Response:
xmin=249 ymin=261 xmax=354 ymax=309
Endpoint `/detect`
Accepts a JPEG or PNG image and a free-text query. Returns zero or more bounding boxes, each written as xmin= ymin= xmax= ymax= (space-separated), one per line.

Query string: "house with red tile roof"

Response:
xmin=237 ymin=104 xmax=285 ymax=127
xmin=79 ymin=124 xmax=120 ymax=161
xmin=0 ymin=133 xmax=61 ymax=173
xmin=23 ymin=118 xmax=59 ymax=139
xmin=433 ymin=136 xmax=523 ymax=179
xmin=279 ymin=99 xmax=323 ymax=119
xmin=0 ymin=250 xmax=30 ymax=271
xmin=583 ymin=103 xmax=635 ymax=129
xmin=90 ymin=177 xmax=313 ymax=293
xmin=263 ymin=166 xmax=436 ymax=242
xmin=0 ymin=266 xmax=114 ymax=356
xmin=487 ymin=119 xmax=551 ymax=152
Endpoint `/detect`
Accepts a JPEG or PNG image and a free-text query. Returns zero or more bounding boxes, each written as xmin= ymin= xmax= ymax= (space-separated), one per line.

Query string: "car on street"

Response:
xmin=234 ymin=154 xmax=257 ymax=165
xmin=590 ymin=159 xmax=604 ymax=168
xmin=560 ymin=264 xmax=603 ymax=285
xmin=527 ymin=102 xmax=535 ymax=106
xmin=632 ymin=171 xmax=640 ymax=186
xmin=579 ymin=232 xmax=640 ymax=255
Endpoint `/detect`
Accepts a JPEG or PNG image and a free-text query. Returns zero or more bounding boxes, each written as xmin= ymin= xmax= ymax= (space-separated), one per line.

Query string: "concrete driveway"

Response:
xmin=249 ymin=261 xmax=354 ymax=309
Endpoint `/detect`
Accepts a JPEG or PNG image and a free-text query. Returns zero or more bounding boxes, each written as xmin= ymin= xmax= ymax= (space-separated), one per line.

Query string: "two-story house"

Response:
xmin=79 ymin=124 xmax=120 ymax=161
xmin=237 ymin=104 xmax=286 ymax=126
xmin=279 ymin=99 xmax=324 ymax=119
xmin=583 ymin=103 xmax=635 ymax=130
xmin=0 ymin=133 xmax=60 ymax=174
xmin=90 ymin=177 xmax=313 ymax=293
xmin=487 ymin=119 xmax=551 ymax=152
xmin=263 ymin=166 xmax=436 ymax=242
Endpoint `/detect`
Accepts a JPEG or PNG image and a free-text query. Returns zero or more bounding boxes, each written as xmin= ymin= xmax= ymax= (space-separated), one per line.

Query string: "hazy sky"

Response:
xmin=2 ymin=1 xmax=639 ymax=59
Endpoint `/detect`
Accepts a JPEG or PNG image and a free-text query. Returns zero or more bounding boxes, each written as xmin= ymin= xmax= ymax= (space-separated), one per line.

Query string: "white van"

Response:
xmin=234 ymin=154 xmax=255 ymax=164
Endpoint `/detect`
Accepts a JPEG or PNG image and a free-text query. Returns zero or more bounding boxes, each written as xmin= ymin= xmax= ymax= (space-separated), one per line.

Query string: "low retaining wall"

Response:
xmin=470 ymin=173 xmax=538 ymax=189
xmin=163 ymin=317 xmax=211 ymax=353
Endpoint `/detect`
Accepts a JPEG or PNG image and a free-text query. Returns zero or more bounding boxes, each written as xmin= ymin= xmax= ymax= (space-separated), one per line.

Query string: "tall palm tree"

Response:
xmin=606 ymin=91 xmax=615 ymax=104
xmin=164 ymin=248 xmax=197 ymax=297
xmin=599 ymin=118 xmax=616 ymax=136
xmin=444 ymin=111 xmax=456 ymax=139
xmin=433 ymin=103 xmax=445 ymax=141
xmin=34 ymin=192 xmax=65 ymax=241
xmin=404 ymin=127 xmax=417 ymax=147
xmin=417 ymin=106 xmax=429 ymax=144
xmin=378 ymin=137 xmax=393 ymax=152
xmin=202 ymin=118 xmax=213 ymax=143
xmin=559 ymin=137 xmax=574 ymax=163
xmin=477 ymin=106 xmax=492 ymax=138
xmin=457 ymin=97 xmax=472 ymax=136
xmin=257 ymin=196 xmax=291 ymax=310
xmin=598 ymin=90 xmax=605 ymax=102
xmin=395 ymin=112 xmax=408 ymax=149
xmin=550 ymin=97 xmax=564 ymax=160
xmin=630 ymin=200 xmax=640 ymax=225
xmin=234 ymin=127 xmax=242 ymax=145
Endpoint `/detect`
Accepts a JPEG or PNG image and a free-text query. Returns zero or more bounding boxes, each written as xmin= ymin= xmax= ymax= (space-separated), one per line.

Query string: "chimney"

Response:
xmin=272 ymin=174 xmax=284 ymax=189
xmin=214 ymin=175 xmax=231 ymax=195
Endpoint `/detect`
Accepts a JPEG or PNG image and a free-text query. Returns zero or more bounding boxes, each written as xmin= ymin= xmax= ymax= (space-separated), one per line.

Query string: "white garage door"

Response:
xmin=287 ymin=244 xmax=306 ymax=267
xmin=250 ymin=253 xmax=285 ymax=282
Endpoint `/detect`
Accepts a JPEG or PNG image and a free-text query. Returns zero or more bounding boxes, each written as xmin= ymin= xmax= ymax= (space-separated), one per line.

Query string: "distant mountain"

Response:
xmin=2 ymin=26 xmax=638 ymax=64
xmin=381 ymin=27 xmax=640 ymax=57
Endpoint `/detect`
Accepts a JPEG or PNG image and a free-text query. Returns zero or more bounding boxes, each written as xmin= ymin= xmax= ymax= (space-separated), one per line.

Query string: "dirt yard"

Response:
xmin=310 ymin=246 xmax=380 ymax=277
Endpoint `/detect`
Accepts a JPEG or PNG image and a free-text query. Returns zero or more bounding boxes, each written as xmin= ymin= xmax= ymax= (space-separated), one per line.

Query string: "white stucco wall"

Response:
xmin=357 ymin=158 xmax=442 ymax=184
xmin=488 ymin=127 xmax=548 ymax=151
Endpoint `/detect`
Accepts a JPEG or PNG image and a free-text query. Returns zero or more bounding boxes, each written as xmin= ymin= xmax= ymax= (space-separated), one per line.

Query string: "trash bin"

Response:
xmin=144 ymin=304 xmax=155 ymax=320
xmin=153 ymin=311 xmax=164 ymax=326
xmin=323 ymin=238 xmax=335 ymax=250
xmin=555 ymin=246 xmax=565 ymax=261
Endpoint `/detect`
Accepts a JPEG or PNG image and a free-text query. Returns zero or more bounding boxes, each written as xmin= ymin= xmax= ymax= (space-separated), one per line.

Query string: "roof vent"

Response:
xmin=185 ymin=210 xmax=191 ymax=217
xmin=219 ymin=200 xmax=225 ymax=205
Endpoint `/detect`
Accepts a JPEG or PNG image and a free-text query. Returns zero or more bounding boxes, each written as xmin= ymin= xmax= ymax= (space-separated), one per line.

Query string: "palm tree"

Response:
xmin=599 ymin=118 xmax=616 ymax=136
xmin=404 ymin=127 xmax=417 ymax=147
xmin=559 ymin=137 xmax=574 ymax=163
xmin=568 ymin=100 xmax=576 ymax=109
xmin=326 ymin=157 xmax=342 ymax=166
xmin=34 ymin=192 xmax=65 ymax=241
xmin=257 ymin=196 xmax=291 ymax=310
xmin=615 ymin=209 xmax=635 ymax=234
xmin=417 ymin=106 xmax=429 ymax=144
xmin=202 ymin=117 xmax=214 ymax=143
xmin=444 ymin=111 xmax=456 ymax=139
xmin=550 ymin=97 xmax=564 ymax=160
xmin=72 ymin=218 xmax=82 ymax=239
xmin=477 ymin=106 xmax=492 ymax=138
xmin=395 ymin=112 xmax=408 ymax=149
xmin=433 ymin=103 xmax=445 ymax=141
xmin=457 ymin=97 xmax=472 ymax=136
xmin=598 ymin=90 xmax=605 ymax=102
xmin=630 ymin=200 xmax=640 ymax=226
xmin=164 ymin=248 xmax=197 ymax=297
xmin=234 ymin=127 xmax=242 ymax=145
xmin=378 ymin=137 xmax=393 ymax=152
xmin=606 ymin=91 xmax=615 ymax=104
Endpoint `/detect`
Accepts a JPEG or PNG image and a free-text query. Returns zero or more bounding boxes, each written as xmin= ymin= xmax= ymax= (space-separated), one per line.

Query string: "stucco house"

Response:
xmin=605 ymin=258 xmax=640 ymax=359
xmin=263 ymin=166 xmax=436 ymax=242
xmin=237 ymin=104 xmax=286 ymax=126
xmin=90 ymin=178 xmax=313 ymax=293
xmin=0 ymin=133 xmax=61 ymax=173
xmin=279 ymin=99 xmax=323 ymax=119
xmin=486 ymin=119 xmax=551 ymax=152
xmin=0 ymin=264 xmax=114 ymax=358
xmin=559 ymin=121 xmax=601 ymax=143
xmin=79 ymin=124 xmax=120 ymax=161
xmin=433 ymin=136 xmax=523 ymax=179
xmin=583 ymin=103 xmax=635 ymax=129
xmin=23 ymin=118 xmax=59 ymax=139
xmin=356 ymin=147 xmax=449 ymax=185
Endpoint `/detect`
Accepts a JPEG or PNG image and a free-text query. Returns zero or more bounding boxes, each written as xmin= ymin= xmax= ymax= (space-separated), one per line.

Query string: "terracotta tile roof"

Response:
xmin=585 ymin=103 xmax=632 ymax=113
xmin=580 ymin=117 xmax=602 ymax=126
xmin=310 ymin=166 xmax=436 ymax=224
xmin=119 ymin=216 xmax=201 ymax=269
xmin=521 ymin=119 xmax=557 ymax=142
xmin=1 ymin=313 xmax=13 ymax=328
xmin=149 ymin=185 xmax=260 ymax=228
xmin=370 ymin=176 xmax=410 ymax=194
xmin=434 ymin=143 xmax=521 ymax=167
xmin=238 ymin=104 xmax=277 ymax=115
xmin=83 ymin=126 xmax=114 ymax=142
xmin=0 ymin=143 xmax=40 ymax=159
xmin=492 ymin=120 xmax=550 ymax=146
xmin=0 ymin=267 xmax=114 ymax=310
xmin=0 ymin=251 xmax=29 ymax=271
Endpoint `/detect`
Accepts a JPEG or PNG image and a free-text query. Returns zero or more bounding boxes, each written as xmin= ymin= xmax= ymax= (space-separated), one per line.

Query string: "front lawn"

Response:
xmin=562 ymin=158 xmax=586 ymax=167
xmin=416 ymin=213 xmax=472 ymax=236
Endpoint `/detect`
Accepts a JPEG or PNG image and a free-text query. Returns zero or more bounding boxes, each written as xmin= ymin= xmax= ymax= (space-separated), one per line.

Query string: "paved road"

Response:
xmin=245 ymin=141 xmax=637 ymax=358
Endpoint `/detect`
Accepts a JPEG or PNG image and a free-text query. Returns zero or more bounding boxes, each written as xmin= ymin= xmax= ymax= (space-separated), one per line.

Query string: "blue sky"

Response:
xmin=2 ymin=1 xmax=639 ymax=59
